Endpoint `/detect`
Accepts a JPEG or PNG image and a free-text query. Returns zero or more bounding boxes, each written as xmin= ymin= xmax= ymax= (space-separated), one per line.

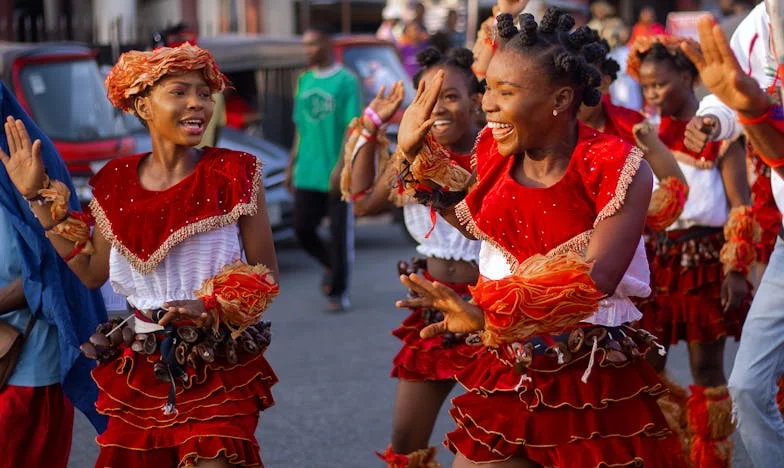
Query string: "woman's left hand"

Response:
xmin=720 ymin=271 xmax=748 ymax=312
xmin=159 ymin=299 xmax=213 ymax=328
xmin=367 ymin=81 xmax=405 ymax=127
xmin=396 ymin=273 xmax=485 ymax=338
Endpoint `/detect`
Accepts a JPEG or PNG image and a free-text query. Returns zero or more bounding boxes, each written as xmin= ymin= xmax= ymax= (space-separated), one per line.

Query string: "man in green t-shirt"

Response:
xmin=286 ymin=26 xmax=362 ymax=312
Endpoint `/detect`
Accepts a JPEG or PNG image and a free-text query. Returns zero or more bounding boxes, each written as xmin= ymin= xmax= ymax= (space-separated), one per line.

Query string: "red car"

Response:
xmin=0 ymin=42 xmax=136 ymax=204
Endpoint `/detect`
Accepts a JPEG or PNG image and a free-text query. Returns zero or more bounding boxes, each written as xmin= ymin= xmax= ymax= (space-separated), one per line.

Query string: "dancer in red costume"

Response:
xmin=628 ymin=34 xmax=754 ymax=467
xmin=578 ymin=39 xmax=688 ymax=234
xmin=392 ymin=9 xmax=688 ymax=467
xmin=341 ymin=47 xmax=484 ymax=467
xmin=0 ymin=43 xmax=279 ymax=467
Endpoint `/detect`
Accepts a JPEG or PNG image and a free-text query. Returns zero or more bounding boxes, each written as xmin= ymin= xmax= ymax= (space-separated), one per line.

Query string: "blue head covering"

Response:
xmin=0 ymin=81 xmax=108 ymax=432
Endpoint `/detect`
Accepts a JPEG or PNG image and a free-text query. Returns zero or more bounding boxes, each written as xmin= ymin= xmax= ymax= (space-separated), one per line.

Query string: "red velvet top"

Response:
xmin=456 ymin=123 xmax=643 ymax=271
xmin=658 ymin=115 xmax=722 ymax=168
xmin=89 ymin=147 xmax=261 ymax=274
xmin=601 ymin=95 xmax=645 ymax=145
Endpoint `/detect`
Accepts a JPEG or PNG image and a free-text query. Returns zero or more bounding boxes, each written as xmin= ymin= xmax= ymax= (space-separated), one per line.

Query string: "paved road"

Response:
xmin=68 ymin=219 xmax=752 ymax=467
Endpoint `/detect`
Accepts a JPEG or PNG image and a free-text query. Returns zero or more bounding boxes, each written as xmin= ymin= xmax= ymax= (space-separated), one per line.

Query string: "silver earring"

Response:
xmin=553 ymin=109 xmax=558 ymax=117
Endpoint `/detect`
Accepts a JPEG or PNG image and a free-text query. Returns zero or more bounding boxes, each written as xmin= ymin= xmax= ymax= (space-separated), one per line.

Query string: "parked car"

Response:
xmin=0 ymin=42 xmax=136 ymax=204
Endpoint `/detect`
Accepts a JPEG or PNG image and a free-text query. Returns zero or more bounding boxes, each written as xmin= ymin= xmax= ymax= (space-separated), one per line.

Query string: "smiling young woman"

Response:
xmin=341 ymin=47 xmax=485 ymax=467
xmin=392 ymin=8 xmax=689 ymax=467
xmin=0 ymin=43 xmax=280 ymax=468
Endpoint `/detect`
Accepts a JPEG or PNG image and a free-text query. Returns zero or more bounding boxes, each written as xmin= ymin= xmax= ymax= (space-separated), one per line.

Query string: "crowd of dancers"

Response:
xmin=2 ymin=0 xmax=784 ymax=467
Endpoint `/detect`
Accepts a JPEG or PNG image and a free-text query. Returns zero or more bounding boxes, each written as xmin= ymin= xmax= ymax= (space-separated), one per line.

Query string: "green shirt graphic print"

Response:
xmin=292 ymin=66 xmax=362 ymax=192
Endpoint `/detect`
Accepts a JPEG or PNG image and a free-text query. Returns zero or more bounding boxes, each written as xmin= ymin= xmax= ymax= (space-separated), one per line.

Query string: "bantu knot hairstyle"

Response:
xmin=495 ymin=7 xmax=604 ymax=108
xmin=413 ymin=46 xmax=481 ymax=94
xmin=586 ymin=38 xmax=621 ymax=82
xmin=626 ymin=35 xmax=699 ymax=82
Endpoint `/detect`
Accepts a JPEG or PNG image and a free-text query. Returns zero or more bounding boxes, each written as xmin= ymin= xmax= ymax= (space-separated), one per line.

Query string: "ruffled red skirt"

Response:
xmin=391 ymin=274 xmax=483 ymax=381
xmin=637 ymin=228 xmax=748 ymax=345
xmin=92 ymin=345 xmax=277 ymax=467
xmin=445 ymin=329 xmax=688 ymax=467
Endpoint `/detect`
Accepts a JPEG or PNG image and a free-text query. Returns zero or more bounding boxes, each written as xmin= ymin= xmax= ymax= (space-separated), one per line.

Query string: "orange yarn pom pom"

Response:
xmin=196 ymin=261 xmax=279 ymax=338
xmin=105 ymin=42 xmax=228 ymax=113
xmin=470 ymin=252 xmax=604 ymax=347
xmin=719 ymin=206 xmax=761 ymax=275
xmin=647 ymin=177 xmax=689 ymax=232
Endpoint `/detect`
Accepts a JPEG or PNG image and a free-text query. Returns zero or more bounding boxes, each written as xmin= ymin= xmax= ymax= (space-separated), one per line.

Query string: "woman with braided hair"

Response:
xmin=341 ymin=47 xmax=483 ymax=467
xmin=392 ymin=8 xmax=688 ymax=467
xmin=0 ymin=42 xmax=280 ymax=467
xmin=578 ymin=38 xmax=688 ymax=233
xmin=627 ymin=34 xmax=753 ymax=467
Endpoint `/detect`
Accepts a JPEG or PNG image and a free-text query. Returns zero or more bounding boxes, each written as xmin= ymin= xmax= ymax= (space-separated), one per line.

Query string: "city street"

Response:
xmin=68 ymin=217 xmax=752 ymax=468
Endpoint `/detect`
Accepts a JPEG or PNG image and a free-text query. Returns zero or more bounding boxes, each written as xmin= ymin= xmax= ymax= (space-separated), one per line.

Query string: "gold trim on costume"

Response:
xmin=90 ymin=159 xmax=262 ymax=275
xmin=595 ymin=147 xmax=644 ymax=225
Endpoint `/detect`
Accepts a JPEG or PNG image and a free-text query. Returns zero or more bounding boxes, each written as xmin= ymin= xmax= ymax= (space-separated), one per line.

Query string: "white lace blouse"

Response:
xmin=109 ymin=224 xmax=243 ymax=313
xmin=403 ymin=203 xmax=481 ymax=263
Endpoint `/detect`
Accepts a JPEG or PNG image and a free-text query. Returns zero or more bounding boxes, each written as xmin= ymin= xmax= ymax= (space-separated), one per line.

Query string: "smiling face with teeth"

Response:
xmin=419 ymin=65 xmax=480 ymax=154
xmin=482 ymin=49 xmax=577 ymax=157
xmin=135 ymin=70 xmax=215 ymax=148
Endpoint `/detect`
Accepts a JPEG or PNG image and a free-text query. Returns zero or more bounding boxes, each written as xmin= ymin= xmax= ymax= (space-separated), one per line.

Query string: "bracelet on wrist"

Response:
xmin=363 ymin=107 xmax=384 ymax=129
xmin=737 ymin=104 xmax=772 ymax=125
xmin=63 ymin=242 xmax=86 ymax=262
xmin=43 ymin=211 xmax=71 ymax=232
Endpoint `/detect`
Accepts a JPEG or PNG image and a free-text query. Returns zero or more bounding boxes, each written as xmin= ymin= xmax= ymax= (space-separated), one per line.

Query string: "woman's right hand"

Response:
xmin=0 ymin=117 xmax=47 ymax=199
xmin=397 ymin=69 xmax=445 ymax=156
xmin=396 ymin=272 xmax=485 ymax=338
xmin=366 ymin=81 xmax=405 ymax=128
xmin=681 ymin=15 xmax=770 ymax=118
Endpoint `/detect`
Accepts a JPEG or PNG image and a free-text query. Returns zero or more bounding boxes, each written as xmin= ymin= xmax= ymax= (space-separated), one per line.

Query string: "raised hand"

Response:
xmin=395 ymin=273 xmax=484 ymax=338
xmin=0 ymin=117 xmax=47 ymax=199
xmin=367 ymin=81 xmax=405 ymax=127
xmin=397 ymin=69 xmax=445 ymax=156
xmin=684 ymin=115 xmax=720 ymax=152
xmin=681 ymin=15 xmax=770 ymax=117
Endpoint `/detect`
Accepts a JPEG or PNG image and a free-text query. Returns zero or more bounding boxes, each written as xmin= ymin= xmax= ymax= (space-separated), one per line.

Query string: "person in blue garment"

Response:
xmin=0 ymin=80 xmax=108 ymax=467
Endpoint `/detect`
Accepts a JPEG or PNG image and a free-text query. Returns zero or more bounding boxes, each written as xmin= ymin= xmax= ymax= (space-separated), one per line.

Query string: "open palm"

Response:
xmin=397 ymin=69 xmax=444 ymax=156
xmin=0 ymin=117 xmax=47 ymax=199
xmin=681 ymin=15 xmax=769 ymax=115
xmin=396 ymin=273 xmax=485 ymax=338
xmin=368 ymin=81 xmax=405 ymax=124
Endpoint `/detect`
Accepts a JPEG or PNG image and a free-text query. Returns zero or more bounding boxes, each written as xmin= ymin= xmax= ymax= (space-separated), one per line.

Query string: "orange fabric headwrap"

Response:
xmin=105 ymin=42 xmax=228 ymax=114
xmin=626 ymin=35 xmax=700 ymax=82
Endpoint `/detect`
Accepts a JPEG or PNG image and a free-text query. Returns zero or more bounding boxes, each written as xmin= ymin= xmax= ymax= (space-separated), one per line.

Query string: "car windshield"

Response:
xmin=18 ymin=59 xmax=129 ymax=141
xmin=341 ymin=45 xmax=414 ymax=108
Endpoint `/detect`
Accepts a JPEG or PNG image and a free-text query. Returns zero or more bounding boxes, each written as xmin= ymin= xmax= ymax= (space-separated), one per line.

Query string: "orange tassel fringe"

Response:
xmin=687 ymin=385 xmax=734 ymax=468
xmin=647 ymin=177 xmax=689 ymax=232
xmin=719 ymin=206 xmax=761 ymax=275
xmin=470 ymin=252 xmax=603 ymax=347
xmin=376 ymin=445 xmax=441 ymax=468
xmin=196 ymin=261 xmax=279 ymax=338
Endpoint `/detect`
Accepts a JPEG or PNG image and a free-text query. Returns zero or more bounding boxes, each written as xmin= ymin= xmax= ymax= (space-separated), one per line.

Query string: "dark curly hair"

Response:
xmin=594 ymin=38 xmax=621 ymax=82
xmin=495 ymin=7 xmax=604 ymax=108
xmin=637 ymin=42 xmax=698 ymax=78
xmin=413 ymin=46 xmax=481 ymax=94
